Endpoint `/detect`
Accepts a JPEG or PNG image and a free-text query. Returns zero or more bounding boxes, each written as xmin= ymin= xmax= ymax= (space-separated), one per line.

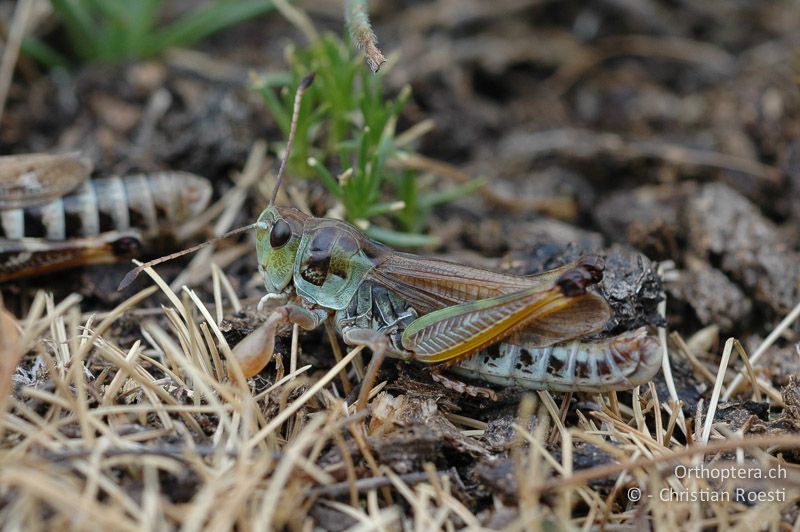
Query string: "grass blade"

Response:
xmin=365 ymin=225 xmax=440 ymax=248
xmin=49 ymin=0 xmax=97 ymax=59
xmin=148 ymin=0 xmax=277 ymax=56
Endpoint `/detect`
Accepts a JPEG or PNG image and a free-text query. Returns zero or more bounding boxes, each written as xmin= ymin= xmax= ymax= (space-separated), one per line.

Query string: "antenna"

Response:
xmin=117 ymin=71 xmax=315 ymax=291
xmin=270 ymin=72 xmax=315 ymax=205
xmin=117 ymin=224 xmax=257 ymax=290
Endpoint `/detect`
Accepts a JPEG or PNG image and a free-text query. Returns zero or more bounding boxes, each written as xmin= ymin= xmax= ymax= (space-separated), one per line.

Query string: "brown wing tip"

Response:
xmin=556 ymin=255 xmax=605 ymax=296
xmin=577 ymin=255 xmax=605 ymax=283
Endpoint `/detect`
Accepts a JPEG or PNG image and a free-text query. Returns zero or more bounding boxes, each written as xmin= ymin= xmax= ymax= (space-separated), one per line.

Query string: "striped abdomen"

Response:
xmin=451 ymin=328 xmax=661 ymax=392
xmin=0 ymin=172 xmax=211 ymax=240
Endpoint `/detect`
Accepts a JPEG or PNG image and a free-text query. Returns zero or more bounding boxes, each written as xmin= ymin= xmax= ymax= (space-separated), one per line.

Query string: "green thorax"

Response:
xmin=293 ymin=217 xmax=386 ymax=309
xmin=255 ymin=205 xmax=388 ymax=310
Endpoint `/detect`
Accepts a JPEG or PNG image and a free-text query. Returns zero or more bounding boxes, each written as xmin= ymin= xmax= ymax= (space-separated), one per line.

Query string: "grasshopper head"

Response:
xmin=255 ymin=205 xmax=307 ymax=294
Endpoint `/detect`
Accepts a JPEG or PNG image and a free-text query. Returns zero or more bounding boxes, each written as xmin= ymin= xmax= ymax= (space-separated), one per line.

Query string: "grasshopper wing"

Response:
xmin=401 ymin=263 xmax=605 ymax=364
xmin=367 ymin=252 xmax=588 ymax=314
xmin=510 ymin=291 xmax=611 ymax=346
xmin=0 ymin=152 xmax=92 ymax=209
xmin=0 ymin=231 xmax=141 ymax=282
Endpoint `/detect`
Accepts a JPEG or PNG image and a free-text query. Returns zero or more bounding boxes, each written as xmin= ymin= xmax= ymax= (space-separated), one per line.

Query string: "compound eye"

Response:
xmin=269 ymin=218 xmax=292 ymax=248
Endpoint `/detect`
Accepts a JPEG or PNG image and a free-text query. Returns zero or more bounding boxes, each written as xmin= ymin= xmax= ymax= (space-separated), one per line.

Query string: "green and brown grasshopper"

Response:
xmin=121 ymin=74 xmax=662 ymax=409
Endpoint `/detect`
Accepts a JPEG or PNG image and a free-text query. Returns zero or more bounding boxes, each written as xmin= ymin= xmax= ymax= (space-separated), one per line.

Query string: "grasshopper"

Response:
xmin=122 ymin=73 xmax=662 ymax=409
xmin=0 ymin=152 xmax=211 ymax=283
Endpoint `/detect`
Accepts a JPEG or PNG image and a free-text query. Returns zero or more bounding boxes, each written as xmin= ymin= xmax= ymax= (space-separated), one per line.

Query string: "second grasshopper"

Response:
xmin=0 ymin=152 xmax=211 ymax=283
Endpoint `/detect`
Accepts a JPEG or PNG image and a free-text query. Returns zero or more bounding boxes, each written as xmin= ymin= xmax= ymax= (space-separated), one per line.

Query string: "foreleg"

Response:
xmin=232 ymin=304 xmax=327 ymax=378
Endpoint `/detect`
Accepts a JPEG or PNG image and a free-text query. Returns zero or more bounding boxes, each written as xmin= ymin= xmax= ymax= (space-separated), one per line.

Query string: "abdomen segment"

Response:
xmin=451 ymin=327 xmax=661 ymax=392
xmin=0 ymin=173 xmax=211 ymax=240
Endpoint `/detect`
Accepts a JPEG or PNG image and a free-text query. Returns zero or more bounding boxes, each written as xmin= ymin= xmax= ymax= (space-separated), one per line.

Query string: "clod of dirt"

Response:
xmin=158 ymin=469 xmax=202 ymax=504
xmin=475 ymin=505 xmax=519 ymax=530
xmin=596 ymin=180 xmax=799 ymax=328
xmin=465 ymin=164 xmax=596 ymax=220
xmin=89 ymin=92 xmax=143 ymax=134
xmin=503 ymin=219 xmax=605 ymax=257
xmin=5 ymin=62 xmax=266 ymax=179
xmin=80 ymin=265 xmax=146 ymax=305
xmin=781 ymin=377 xmax=800 ymax=431
xmin=481 ymin=411 xmax=536 ymax=452
xmin=737 ymin=248 xmax=800 ymax=315
xmin=785 ymin=140 xmax=800 ymax=237
xmin=594 ymin=182 xmax=695 ymax=261
xmin=459 ymin=212 xmax=604 ymax=258
xmin=368 ymin=392 xmax=490 ymax=472
xmin=308 ymin=506 xmax=358 ymax=532
xmin=552 ymin=442 xmax=616 ymax=475
xmin=713 ymin=401 xmax=770 ymax=432
xmin=386 ymin=364 xmax=503 ymax=414
xmin=719 ymin=378 xmax=800 ymax=463
xmin=155 ymin=81 xmax=264 ymax=176
xmin=654 ymin=355 xmax=704 ymax=417
xmin=685 ymin=182 xmax=800 ymax=314
xmin=668 ymin=257 xmax=752 ymax=331
xmin=387 ymin=366 xmax=448 ymax=401
xmin=597 ymin=245 xmax=664 ymax=334
xmin=750 ymin=343 xmax=800 ymax=389
xmin=371 ymin=426 xmax=442 ymax=474
xmin=574 ymin=67 xmax=711 ymax=131
xmin=473 ymin=459 xmax=518 ymax=502
xmin=474 ymin=441 xmax=617 ymax=501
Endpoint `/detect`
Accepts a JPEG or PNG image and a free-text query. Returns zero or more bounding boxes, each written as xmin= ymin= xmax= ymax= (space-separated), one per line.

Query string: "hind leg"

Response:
xmin=341 ymin=328 xmax=391 ymax=411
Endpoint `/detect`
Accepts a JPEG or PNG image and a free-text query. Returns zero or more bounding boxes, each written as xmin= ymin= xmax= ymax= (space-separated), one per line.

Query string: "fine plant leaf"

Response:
xmin=365 ymin=225 xmax=440 ymax=248
xmin=27 ymin=0 xmax=278 ymax=64
xmin=147 ymin=1 xmax=277 ymax=57
xmin=256 ymin=31 xmax=479 ymax=248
